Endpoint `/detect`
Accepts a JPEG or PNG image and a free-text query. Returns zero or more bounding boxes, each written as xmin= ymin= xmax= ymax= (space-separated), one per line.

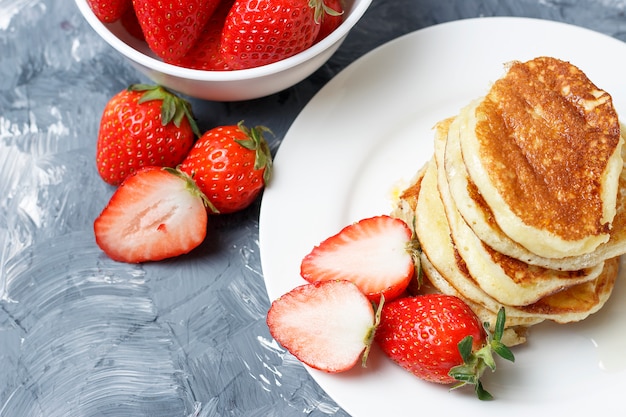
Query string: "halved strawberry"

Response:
xmin=266 ymin=280 xmax=378 ymax=373
xmin=300 ymin=215 xmax=417 ymax=303
xmin=94 ymin=166 xmax=208 ymax=263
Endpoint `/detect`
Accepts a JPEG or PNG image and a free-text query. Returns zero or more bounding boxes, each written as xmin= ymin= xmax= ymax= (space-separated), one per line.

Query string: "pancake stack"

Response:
xmin=393 ymin=57 xmax=626 ymax=346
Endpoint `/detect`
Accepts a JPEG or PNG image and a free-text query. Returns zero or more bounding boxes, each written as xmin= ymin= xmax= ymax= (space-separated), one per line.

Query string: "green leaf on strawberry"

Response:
xmin=313 ymin=0 xmax=345 ymax=43
xmin=310 ymin=0 xmax=343 ymax=24
xmin=130 ymin=84 xmax=200 ymax=137
xmin=448 ymin=307 xmax=515 ymax=400
xmin=234 ymin=122 xmax=273 ymax=185
xmin=96 ymin=84 xmax=200 ymax=186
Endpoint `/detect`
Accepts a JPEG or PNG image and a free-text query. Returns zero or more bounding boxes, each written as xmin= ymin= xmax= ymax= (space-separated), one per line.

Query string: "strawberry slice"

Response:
xmin=266 ymin=280 xmax=378 ymax=373
xmin=300 ymin=215 xmax=416 ymax=303
xmin=94 ymin=167 xmax=208 ymax=263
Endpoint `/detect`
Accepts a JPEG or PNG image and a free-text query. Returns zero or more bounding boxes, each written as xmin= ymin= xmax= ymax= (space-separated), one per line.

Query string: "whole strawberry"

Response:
xmin=96 ymin=84 xmax=199 ymax=186
xmin=167 ymin=0 xmax=234 ymax=71
xmin=179 ymin=121 xmax=273 ymax=214
xmin=314 ymin=0 xmax=344 ymax=44
xmin=375 ymin=294 xmax=514 ymax=400
xmin=220 ymin=0 xmax=322 ymax=70
xmin=132 ymin=0 xmax=221 ymax=61
xmin=121 ymin=6 xmax=146 ymax=41
xmin=87 ymin=0 xmax=132 ymax=23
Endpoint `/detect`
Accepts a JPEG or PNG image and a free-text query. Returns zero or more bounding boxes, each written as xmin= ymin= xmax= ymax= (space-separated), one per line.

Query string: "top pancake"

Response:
xmin=460 ymin=57 xmax=623 ymax=258
xmin=447 ymin=119 xmax=626 ymax=270
xmin=434 ymin=119 xmax=605 ymax=306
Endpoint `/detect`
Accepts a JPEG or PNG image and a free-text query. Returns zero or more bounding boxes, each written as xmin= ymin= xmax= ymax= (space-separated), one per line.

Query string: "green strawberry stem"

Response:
xmin=309 ymin=0 xmax=343 ymax=23
xmin=448 ymin=307 xmax=514 ymax=400
xmin=129 ymin=84 xmax=201 ymax=138
xmin=164 ymin=167 xmax=219 ymax=214
xmin=407 ymin=234 xmax=423 ymax=289
xmin=234 ymin=121 xmax=274 ymax=185
xmin=361 ymin=295 xmax=385 ymax=368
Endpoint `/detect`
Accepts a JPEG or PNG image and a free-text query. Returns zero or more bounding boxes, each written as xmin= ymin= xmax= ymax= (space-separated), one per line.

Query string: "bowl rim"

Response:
xmin=74 ymin=0 xmax=372 ymax=82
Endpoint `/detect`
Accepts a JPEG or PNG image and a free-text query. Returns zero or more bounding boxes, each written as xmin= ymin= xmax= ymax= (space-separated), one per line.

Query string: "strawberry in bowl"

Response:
xmin=74 ymin=0 xmax=373 ymax=101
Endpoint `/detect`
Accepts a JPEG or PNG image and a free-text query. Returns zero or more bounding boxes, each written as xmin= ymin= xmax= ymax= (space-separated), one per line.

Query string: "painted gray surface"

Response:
xmin=1 ymin=0 xmax=625 ymax=416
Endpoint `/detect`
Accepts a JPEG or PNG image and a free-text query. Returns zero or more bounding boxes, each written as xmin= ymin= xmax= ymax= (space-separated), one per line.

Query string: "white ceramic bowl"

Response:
xmin=75 ymin=0 xmax=371 ymax=101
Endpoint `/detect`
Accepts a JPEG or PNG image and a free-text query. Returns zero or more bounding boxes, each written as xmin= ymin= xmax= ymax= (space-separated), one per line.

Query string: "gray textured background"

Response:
xmin=1 ymin=0 xmax=626 ymax=416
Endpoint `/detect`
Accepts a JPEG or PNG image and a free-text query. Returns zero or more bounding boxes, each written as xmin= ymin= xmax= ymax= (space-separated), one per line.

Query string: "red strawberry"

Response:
xmin=87 ymin=0 xmax=132 ymax=23
xmin=167 ymin=0 xmax=234 ymax=71
xmin=94 ymin=166 xmax=208 ymax=263
xmin=220 ymin=0 xmax=322 ymax=70
xmin=132 ymin=0 xmax=221 ymax=61
xmin=300 ymin=215 xmax=416 ymax=303
xmin=266 ymin=280 xmax=378 ymax=373
xmin=96 ymin=84 xmax=199 ymax=186
xmin=314 ymin=0 xmax=344 ymax=44
xmin=375 ymin=294 xmax=514 ymax=400
xmin=120 ymin=6 xmax=146 ymax=41
xmin=179 ymin=121 xmax=273 ymax=214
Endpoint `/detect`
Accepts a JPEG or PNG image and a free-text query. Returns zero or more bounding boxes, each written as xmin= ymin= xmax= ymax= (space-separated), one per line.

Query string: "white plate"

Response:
xmin=259 ymin=17 xmax=626 ymax=415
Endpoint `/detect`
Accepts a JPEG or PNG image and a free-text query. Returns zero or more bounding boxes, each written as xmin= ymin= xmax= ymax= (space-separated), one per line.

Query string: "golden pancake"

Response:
xmin=446 ymin=112 xmax=626 ymax=270
xmin=459 ymin=57 xmax=623 ymax=258
xmin=433 ymin=119 xmax=604 ymax=306
xmin=514 ymin=256 xmax=618 ymax=323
